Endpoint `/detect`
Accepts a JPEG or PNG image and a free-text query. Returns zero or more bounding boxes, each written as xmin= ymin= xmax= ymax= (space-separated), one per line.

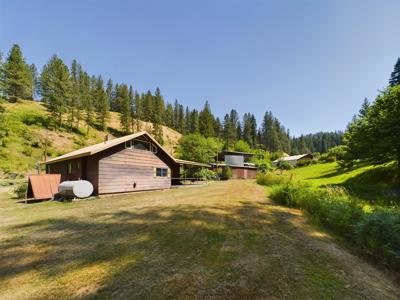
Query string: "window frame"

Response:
xmin=67 ymin=162 xmax=72 ymax=175
xmin=155 ymin=167 xmax=168 ymax=177
xmin=151 ymin=144 xmax=157 ymax=153
xmin=125 ymin=140 xmax=132 ymax=149
xmin=132 ymin=139 xmax=151 ymax=151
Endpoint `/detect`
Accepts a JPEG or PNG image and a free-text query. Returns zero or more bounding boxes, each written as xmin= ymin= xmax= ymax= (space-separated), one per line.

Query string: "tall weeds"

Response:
xmin=260 ymin=178 xmax=400 ymax=270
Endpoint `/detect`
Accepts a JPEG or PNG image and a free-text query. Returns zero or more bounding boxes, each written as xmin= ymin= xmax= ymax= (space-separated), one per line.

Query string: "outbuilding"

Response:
xmin=212 ymin=150 xmax=259 ymax=179
xmin=272 ymin=153 xmax=314 ymax=167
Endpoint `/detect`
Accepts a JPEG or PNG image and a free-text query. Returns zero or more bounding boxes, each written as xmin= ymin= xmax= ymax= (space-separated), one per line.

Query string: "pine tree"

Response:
xmin=199 ymin=101 xmax=215 ymax=137
xmin=236 ymin=123 xmax=242 ymax=141
xmin=69 ymin=59 xmax=81 ymax=129
xmin=177 ymin=104 xmax=185 ymax=133
xmin=184 ymin=106 xmax=190 ymax=134
xmin=389 ymin=57 xmax=400 ymax=87
xmin=79 ymin=70 xmax=92 ymax=133
xmin=223 ymin=113 xmax=235 ymax=149
xmin=229 ymin=109 xmax=239 ymax=142
xmin=242 ymin=113 xmax=257 ymax=147
xmin=40 ymin=55 xmax=71 ymax=127
xmin=154 ymin=87 xmax=165 ymax=125
xmin=173 ymin=99 xmax=180 ymax=130
xmin=2 ymin=44 xmax=32 ymax=101
xmin=133 ymin=91 xmax=142 ymax=131
xmin=164 ymin=103 xmax=174 ymax=128
xmin=95 ymin=76 xmax=109 ymax=131
xmin=118 ymin=84 xmax=132 ymax=133
xmin=143 ymin=90 xmax=154 ymax=122
xmin=110 ymin=82 xmax=121 ymax=112
xmin=359 ymin=98 xmax=370 ymax=117
xmin=214 ymin=117 xmax=222 ymax=137
xmin=106 ymin=79 xmax=113 ymax=110
xmin=189 ymin=109 xmax=199 ymax=133
xmin=261 ymin=111 xmax=280 ymax=152
xmin=128 ymin=85 xmax=135 ymax=131
xmin=29 ymin=64 xmax=38 ymax=99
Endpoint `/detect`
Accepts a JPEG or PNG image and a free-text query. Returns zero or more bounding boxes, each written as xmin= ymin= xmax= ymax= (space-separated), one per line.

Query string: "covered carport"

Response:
xmin=172 ymin=159 xmax=211 ymax=185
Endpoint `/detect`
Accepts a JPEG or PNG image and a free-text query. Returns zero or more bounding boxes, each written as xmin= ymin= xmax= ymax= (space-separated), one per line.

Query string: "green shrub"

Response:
xmin=356 ymin=210 xmax=400 ymax=269
xmin=14 ymin=181 xmax=28 ymax=199
xmin=296 ymin=159 xmax=315 ymax=168
xmin=256 ymin=173 xmax=289 ymax=186
xmin=270 ymin=181 xmax=400 ymax=270
xmin=193 ymin=168 xmax=217 ymax=180
xmin=218 ymin=167 xmax=232 ymax=180
xmin=22 ymin=147 xmax=32 ymax=157
xmin=276 ymin=160 xmax=293 ymax=170
xmin=319 ymin=153 xmax=336 ymax=163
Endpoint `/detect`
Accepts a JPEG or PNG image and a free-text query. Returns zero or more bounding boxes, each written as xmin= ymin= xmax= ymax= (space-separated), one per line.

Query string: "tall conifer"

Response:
xmin=2 ymin=44 xmax=32 ymax=101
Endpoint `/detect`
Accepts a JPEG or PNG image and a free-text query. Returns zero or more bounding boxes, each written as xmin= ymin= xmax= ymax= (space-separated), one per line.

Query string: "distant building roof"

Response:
xmin=220 ymin=150 xmax=256 ymax=156
xmin=211 ymin=163 xmax=257 ymax=169
xmin=273 ymin=154 xmax=312 ymax=163
xmin=175 ymin=159 xmax=210 ymax=168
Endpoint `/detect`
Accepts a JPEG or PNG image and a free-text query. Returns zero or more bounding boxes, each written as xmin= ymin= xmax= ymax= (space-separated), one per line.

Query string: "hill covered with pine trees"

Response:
xmin=0 ymin=98 xmax=181 ymax=176
xmin=0 ymin=43 xmax=344 ymax=178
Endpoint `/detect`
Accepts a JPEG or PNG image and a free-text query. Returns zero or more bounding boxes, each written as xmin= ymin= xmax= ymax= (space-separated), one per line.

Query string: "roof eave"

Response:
xmin=41 ymin=151 xmax=92 ymax=165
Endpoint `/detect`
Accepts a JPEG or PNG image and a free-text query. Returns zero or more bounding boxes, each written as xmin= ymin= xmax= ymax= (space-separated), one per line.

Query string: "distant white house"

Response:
xmin=272 ymin=154 xmax=314 ymax=167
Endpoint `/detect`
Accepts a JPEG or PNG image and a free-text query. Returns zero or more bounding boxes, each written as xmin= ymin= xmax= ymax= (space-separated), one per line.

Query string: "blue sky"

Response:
xmin=1 ymin=0 xmax=400 ymax=136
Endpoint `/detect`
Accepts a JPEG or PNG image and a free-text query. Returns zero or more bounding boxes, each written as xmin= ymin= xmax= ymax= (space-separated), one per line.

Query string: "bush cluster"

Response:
xmin=256 ymin=173 xmax=289 ymax=186
xmin=276 ymin=160 xmax=293 ymax=170
xmin=268 ymin=181 xmax=400 ymax=270
xmin=14 ymin=181 xmax=28 ymax=199
xmin=296 ymin=159 xmax=317 ymax=168
xmin=193 ymin=168 xmax=217 ymax=180
xmin=216 ymin=167 xmax=232 ymax=180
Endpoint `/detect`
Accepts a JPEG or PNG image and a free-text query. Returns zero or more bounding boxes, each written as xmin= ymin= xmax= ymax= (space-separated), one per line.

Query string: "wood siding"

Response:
xmin=231 ymin=167 xmax=257 ymax=179
xmin=98 ymin=146 xmax=171 ymax=194
xmin=46 ymin=158 xmax=83 ymax=182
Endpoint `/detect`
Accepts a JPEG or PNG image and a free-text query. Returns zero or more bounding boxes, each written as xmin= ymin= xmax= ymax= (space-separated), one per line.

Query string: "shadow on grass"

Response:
xmin=0 ymin=201 xmax=381 ymax=299
xmin=339 ymin=166 xmax=400 ymax=204
xmin=307 ymin=165 xmax=346 ymax=180
xmin=308 ymin=163 xmax=400 ymax=204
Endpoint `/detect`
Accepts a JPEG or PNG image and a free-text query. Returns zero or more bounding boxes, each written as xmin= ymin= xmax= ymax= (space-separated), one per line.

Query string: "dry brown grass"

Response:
xmin=0 ymin=180 xmax=398 ymax=299
xmin=108 ymin=111 xmax=181 ymax=155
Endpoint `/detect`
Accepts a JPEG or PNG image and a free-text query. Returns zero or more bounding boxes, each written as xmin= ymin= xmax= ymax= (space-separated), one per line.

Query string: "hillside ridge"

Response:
xmin=0 ymin=99 xmax=182 ymax=177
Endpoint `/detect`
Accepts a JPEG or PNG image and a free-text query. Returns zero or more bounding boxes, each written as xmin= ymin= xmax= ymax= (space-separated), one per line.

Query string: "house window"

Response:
xmin=133 ymin=139 xmax=151 ymax=151
xmin=125 ymin=140 xmax=132 ymax=149
xmin=76 ymin=161 xmax=80 ymax=170
xmin=151 ymin=144 xmax=157 ymax=153
xmin=46 ymin=165 xmax=51 ymax=173
xmin=67 ymin=162 xmax=72 ymax=174
xmin=156 ymin=167 xmax=168 ymax=177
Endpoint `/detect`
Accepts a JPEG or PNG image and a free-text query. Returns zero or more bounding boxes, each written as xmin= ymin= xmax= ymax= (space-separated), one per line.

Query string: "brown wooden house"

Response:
xmin=43 ymin=131 xmax=208 ymax=195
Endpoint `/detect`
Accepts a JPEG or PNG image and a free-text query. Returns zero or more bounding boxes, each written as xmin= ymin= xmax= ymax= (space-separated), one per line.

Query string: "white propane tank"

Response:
xmin=58 ymin=180 xmax=93 ymax=198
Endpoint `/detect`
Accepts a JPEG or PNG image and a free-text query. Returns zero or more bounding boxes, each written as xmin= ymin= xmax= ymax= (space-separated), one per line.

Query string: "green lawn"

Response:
xmin=0 ymin=181 xmax=398 ymax=299
xmin=286 ymin=162 xmax=372 ymax=186
xmin=287 ymin=162 xmax=399 ymax=204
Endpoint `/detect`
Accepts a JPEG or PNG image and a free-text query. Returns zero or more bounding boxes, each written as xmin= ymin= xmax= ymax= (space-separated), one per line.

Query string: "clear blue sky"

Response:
xmin=1 ymin=0 xmax=400 ymax=136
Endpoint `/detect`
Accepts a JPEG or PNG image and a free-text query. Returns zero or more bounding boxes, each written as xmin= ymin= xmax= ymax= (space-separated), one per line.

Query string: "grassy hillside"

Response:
xmin=287 ymin=162 xmax=399 ymax=204
xmin=0 ymin=99 xmax=181 ymax=179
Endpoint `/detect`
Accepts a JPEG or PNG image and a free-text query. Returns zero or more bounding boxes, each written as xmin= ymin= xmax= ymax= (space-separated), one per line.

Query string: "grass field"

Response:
xmin=1 ymin=180 xmax=398 ymax=299
xmin=287 ymin=162 xmax=399 ymax=203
